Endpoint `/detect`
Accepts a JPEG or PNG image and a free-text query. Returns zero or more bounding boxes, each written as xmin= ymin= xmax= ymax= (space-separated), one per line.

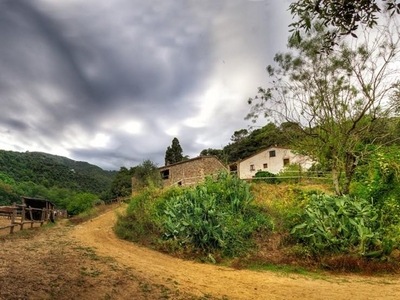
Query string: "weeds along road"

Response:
xmin=70 ymin=206 xmax=400 ymax=300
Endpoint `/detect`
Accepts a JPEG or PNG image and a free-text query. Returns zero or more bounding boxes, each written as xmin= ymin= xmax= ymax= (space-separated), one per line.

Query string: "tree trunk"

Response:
xmin=342 ymin=152 xmax=358 ymax=195
xmin=331 ymin=167 xmax=342 ymax=196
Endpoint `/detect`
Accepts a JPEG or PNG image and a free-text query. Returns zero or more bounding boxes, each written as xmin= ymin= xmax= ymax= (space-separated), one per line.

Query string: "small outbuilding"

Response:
xmin=21 ymin=196 xmax=55 ymax=221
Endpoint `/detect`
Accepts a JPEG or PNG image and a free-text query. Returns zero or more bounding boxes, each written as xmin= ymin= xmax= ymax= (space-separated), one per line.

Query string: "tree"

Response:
xmin=165 ymin=137 xmax=184 ymax=165
xmin=132 ymin=160 xmax=161 ymax=190
xmin=289 ymin=0 xmax=400 ymax=51
xmin=247 ymin=21 xmax=400 ymax=195
xmin=109 ymin=167 xmax=135 ymax=198
xmin=230 ymin=129 xmax=249 ymax=143
xmin=222 ymin=123 xmax=292 ymax=163
xmin=66 ymin=192 xmax=98 ymax=215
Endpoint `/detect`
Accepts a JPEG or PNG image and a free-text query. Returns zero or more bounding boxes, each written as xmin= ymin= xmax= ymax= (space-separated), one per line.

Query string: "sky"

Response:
xmin=0 ymin=0 xmax=292 ymax=170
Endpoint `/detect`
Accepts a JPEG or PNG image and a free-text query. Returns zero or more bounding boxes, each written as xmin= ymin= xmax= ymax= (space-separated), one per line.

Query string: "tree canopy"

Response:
xmin=165 ymin=137 xmax=184 ymax=165
xmin=247 ymin=21 xmax=400 ymax=195
xmin=289 ymin=0 xmax=400 ymax=51
xmin=199 ymin=122 xmax=297 ymax=164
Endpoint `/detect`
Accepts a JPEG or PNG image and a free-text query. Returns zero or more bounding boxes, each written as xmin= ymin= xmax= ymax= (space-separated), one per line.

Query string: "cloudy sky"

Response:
xmin=0 ymin=0 xmax=292 ymax=170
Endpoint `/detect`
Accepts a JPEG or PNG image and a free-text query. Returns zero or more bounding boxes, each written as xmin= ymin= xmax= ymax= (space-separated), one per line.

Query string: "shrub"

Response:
xmin=351 ymin=146 xmax=400 ymax=207
xmin=161 ymin=172 xmax=273 ymax=257
xmin=277 ymin=164 xmax=301 ymax=184
xmin=66 ymin=192 xmax=98 ymax=215
xmin=116 ymin=172 xmax=273 ymax=258
xmin=254 ymin=171 xmax=278 ymax=184
xmin=291 ymin=194 xmax=384 ymax=256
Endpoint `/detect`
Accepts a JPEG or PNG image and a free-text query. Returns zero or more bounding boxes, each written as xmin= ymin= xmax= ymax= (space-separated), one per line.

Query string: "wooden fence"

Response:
xmin=0 ymin=204 xmax=51 ymax=234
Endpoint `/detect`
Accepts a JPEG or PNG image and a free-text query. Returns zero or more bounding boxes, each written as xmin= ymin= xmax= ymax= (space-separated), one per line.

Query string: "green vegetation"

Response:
xmin=67 ymin=192 xmax=100 ymax=215
xmin=289 ymin=0 xmax=400 ymax=52
xmin=291 ymin=194 xmax=384 ymax=256
xmin=0 ymin=150 xmax=115 ymax=194
xmin=165 ymin=137 xmax=185 ymax=165
xmin=0 ymin=150 xmax=116 ymax=212
xmin=115 ymin=172 xmax=272 ymax=261
xmin=254 ymin=170 xmax=278 ymax=184
xmin=247 ymin=20 xmax=400 ymax=195
xmin=110 ymin=159 xmax=161 ymax=198
xmin=200 ymin=122 xmax=296 ymax=164
xmin=116 ymin=150 xmax=400 ymax=272
xmin=0 ymin=149 xmax=161 ymax=215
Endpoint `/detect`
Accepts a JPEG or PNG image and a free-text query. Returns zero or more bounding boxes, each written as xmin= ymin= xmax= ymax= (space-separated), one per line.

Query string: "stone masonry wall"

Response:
xmin=160 ymin=156 xmax=227 ymax=188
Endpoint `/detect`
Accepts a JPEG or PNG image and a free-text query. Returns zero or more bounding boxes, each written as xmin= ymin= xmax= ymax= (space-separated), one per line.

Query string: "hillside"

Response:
xmin=0 ymin=150 xmax=116 ymax=195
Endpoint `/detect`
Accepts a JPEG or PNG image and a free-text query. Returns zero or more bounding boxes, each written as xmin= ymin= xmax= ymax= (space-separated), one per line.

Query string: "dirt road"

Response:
xmin=70 ymin=208 xmax=400 ymax=300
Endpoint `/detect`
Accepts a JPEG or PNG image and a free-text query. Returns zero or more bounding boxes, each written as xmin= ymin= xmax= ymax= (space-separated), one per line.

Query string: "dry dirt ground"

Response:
xmin=1 ymin=205 xmax=400 ymax=300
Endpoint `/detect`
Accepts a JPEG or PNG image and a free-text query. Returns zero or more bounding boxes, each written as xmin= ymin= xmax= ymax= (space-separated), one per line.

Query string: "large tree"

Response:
xmin=247 ymin=21 xmax=400 ymax=195
xmin=289 ymin=0 xmax=400 ymax=51
xmin=165 ymin=137 xmax=184 ymax=165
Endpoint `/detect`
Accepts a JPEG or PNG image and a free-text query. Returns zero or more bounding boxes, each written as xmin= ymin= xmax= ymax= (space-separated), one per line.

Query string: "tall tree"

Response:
xmin=289 ymin=0 xmax=400 ymax=52
xmin=247 ymin=21 xmax=400 ymax=195
xmin=165 ymin=137 xmax=184 ymax=165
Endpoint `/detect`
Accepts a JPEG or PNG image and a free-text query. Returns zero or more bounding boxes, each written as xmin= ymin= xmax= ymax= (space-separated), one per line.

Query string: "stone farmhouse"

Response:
xmin=231 ymin=146 xmax=313 ymax=180
xmin=159 ymin=156 xmax=227 ymax=188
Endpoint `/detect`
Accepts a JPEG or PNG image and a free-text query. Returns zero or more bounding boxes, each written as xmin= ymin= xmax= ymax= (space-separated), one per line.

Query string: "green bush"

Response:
xmin=277 ymin=164 xmax=301 ymax=184
xmin=66 ymin=192 xmax=98 ymax=215
xmin=351 ymin=146 xmax=400 ymax=207
xmin=291 ymin=194 xmax=384 ymax=256
xmin=115 ymin=172 xmax=273 ymax=258
xmin=254 ymin=171 xmax=278 ymax=184
xmin=114 ymin=187 xmax=182 ymax=243
xmin=380 ymin=196 xmax=400 ymax=250
xmin=349 ymin=146 xmax=400 ymax=253
xmin=161 ymin=172 xmax=272 ymax=257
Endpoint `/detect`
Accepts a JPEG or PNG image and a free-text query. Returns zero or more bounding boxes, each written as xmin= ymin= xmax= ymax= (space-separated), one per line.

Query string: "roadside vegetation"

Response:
xmin=114 ymin=163 xmax=400 ymax=274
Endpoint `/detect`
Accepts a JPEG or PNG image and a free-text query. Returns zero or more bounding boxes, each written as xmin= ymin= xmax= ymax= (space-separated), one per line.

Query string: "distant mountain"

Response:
xmin=0 ymin=150 xmax=116 ymax=195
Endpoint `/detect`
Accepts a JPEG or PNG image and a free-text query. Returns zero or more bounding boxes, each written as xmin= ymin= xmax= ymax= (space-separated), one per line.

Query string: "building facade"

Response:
xmin=159 ymin=156 xmax=227 ymax=188
xmin=235 ymin=147 xmax=313 ymax=179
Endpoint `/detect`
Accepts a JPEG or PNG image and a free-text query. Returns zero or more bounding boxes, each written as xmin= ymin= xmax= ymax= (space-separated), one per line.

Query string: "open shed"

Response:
xmin=21 ymin=196 xmax=55 ymax=221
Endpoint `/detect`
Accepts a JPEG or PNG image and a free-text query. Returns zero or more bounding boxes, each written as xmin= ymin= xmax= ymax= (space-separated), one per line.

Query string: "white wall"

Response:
xmin=238 ymin=147 xmax=313 ymax=179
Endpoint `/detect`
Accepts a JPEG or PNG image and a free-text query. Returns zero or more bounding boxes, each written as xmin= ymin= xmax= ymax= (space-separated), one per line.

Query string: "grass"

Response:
xmin=68 ymin=203 xmax=120 ymax=225
xmin=248 ymin=263 xmax=324 ymax=279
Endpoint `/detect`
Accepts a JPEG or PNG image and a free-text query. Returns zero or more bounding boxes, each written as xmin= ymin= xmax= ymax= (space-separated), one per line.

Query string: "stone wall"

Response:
xmin=159 ymin=156 xmax=227 ymax=188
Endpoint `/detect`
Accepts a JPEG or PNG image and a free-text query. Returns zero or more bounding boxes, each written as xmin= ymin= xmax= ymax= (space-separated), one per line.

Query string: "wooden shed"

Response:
xmin=21 ymin=196 xmax=55 ymax=221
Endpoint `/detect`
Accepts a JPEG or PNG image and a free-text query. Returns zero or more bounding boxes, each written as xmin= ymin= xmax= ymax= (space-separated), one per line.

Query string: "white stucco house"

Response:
xmin=232 ymin=146 xmax=313 ymax=180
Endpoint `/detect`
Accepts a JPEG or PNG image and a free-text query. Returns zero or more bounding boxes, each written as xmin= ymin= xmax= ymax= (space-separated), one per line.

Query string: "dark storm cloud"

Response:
xmin=0 ymin=0 xmax=292 ymax=169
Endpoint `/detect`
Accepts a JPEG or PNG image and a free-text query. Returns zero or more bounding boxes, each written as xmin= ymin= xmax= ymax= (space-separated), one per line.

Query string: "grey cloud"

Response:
xmin=0 ymin=0 xmax=292 ymax=170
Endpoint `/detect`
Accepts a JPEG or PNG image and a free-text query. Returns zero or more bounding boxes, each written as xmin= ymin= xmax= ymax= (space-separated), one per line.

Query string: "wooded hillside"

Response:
xmin=0 ymin=150 xmax=116 ymax=196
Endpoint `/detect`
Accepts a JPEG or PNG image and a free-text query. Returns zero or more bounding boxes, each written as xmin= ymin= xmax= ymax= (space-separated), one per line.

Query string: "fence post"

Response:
xmin=10 ymin=205 xmax=17 ymax=234
xmin=30 ymin=207 xmax=35 ymax=228
xmin=20 ymin=206 xmax=26 ymax=230
xmin=40 ymin=208 xmax=46 ymax=226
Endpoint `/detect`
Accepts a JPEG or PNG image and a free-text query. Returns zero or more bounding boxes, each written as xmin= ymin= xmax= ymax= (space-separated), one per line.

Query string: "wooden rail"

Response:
xmin=0 ymin=205 xmax=50 ymax=234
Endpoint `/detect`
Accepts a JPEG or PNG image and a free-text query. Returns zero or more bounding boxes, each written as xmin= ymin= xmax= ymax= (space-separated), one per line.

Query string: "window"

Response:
xmin=283 ymin=158 xmax=290 ymax=166
xmin=263 ymin=163 xmax=268 ymax=169
xmin=269 ymin=150 xmax=276 ymax=157
xmin=250 ymin=164 xmax=255 ymax=171
xmin=160 ymin=169 xmax=170 ymax=179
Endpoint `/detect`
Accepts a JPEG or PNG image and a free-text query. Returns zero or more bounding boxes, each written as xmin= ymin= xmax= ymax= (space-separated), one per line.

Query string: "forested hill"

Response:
xmin=0 ymin=150 xmax=116 ymax=195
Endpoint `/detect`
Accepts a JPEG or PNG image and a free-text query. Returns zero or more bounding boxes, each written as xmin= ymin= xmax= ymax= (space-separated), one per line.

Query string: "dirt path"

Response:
xmin=70 ymin=207 xmax=400 ymax=300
